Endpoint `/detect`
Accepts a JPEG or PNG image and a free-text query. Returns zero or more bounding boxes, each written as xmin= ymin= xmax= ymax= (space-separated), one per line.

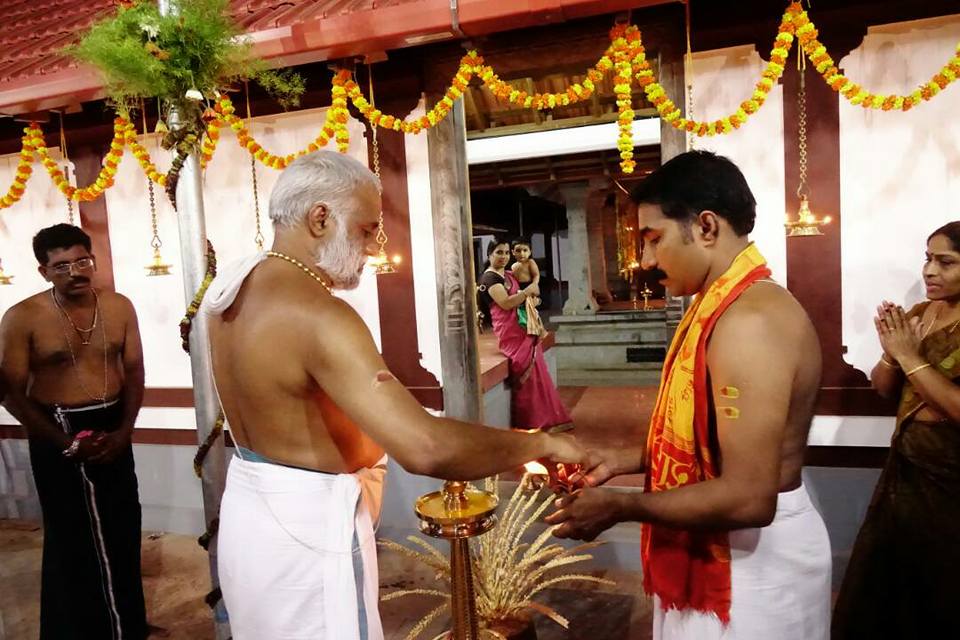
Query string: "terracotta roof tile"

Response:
xmin=0 ymin=0 xmax=419 ymax=86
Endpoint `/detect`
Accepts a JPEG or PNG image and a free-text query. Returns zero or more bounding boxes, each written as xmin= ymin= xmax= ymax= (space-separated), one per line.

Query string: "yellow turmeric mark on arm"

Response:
xmin=719 ymin=386 xmax=741 ymax=399
xmin=718 ymin=406 xmax=740 ymax=420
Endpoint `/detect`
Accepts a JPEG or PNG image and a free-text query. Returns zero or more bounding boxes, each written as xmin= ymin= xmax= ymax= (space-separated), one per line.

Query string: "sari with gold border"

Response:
xmin=833 ymin=302 xmax=960 ymax=638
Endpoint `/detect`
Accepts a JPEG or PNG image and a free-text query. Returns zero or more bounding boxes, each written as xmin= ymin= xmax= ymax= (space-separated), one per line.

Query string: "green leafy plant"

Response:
xmin=379 ymin=477 xmax=613 ymax=640
xmin=68 ymin=0 xmax=304 ymax=204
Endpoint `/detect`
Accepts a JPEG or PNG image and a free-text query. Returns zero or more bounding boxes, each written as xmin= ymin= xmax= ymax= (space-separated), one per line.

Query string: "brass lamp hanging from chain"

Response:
xmin=0 ymin=259 xmax=14 ymax=285
xmin=141 ymin=104 xmax=172 ymax=276
xmin=363 ymin=64 xmax=400 ymax=275
xmin=145 ymin=179 xmax=173 ymax=276
xmin=785 ymin=57 xmax=832 ymax=237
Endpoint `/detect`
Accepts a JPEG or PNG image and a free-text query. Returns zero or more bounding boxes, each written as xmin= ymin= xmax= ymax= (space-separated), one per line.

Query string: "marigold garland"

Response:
xmin=0 ymin=127 xmax=36 ymax=209
xmin=2 ymin=1 xmax=958 ymax=207
xmin=790 ymin=4 xmax=960 ymax=111
xmin=32 ymin=118 xmax=127 ymax=202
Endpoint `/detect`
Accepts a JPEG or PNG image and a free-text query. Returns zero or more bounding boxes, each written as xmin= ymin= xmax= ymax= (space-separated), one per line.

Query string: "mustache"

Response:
xmin=68 ymin=277 xmax=90 ymax=284
xmin=645 ymin=268 xmax=668 ymax=281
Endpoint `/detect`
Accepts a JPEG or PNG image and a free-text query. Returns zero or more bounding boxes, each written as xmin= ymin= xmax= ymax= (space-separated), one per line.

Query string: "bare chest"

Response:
xmin=30 ymin=307 xmax=125 ymax=369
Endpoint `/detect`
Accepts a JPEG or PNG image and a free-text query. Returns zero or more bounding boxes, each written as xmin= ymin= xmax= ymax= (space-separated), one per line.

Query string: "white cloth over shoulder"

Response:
xmin=652 ymin=484 xmax=831 ymax=640
xmin=202 ymin=251 xmax=267 ymax=316
xmin=218 ymin=454 xmax=388 ymax=640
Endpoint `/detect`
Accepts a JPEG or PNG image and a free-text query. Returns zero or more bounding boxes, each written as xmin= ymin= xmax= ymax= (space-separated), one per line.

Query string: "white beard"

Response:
xmin=313 ymin=222 xmax=367 ymax=290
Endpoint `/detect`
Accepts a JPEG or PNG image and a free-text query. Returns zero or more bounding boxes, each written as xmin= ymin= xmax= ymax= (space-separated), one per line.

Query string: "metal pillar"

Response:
xmin=158 ymin=1 xmax=229 ymax=637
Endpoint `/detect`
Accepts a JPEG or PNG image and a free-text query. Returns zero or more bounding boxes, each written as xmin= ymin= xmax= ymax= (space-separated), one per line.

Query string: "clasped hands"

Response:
xmin=875 ymin=301 xmax=924 ymax=369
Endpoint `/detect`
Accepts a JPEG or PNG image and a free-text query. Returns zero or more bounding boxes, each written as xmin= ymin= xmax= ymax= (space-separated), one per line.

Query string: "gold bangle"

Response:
xmin=905 ymin=363 xmax=932 ymax=377
xmin=879 ymin=355 xmax=899 ymax=369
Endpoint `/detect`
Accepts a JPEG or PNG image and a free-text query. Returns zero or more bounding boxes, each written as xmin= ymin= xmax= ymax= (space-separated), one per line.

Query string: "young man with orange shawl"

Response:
xmin=546 ymin=151 xmax=831 ymax=639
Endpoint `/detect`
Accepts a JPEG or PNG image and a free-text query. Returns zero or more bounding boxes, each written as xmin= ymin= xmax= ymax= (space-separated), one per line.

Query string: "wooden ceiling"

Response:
xmin=463 ymin=59 xmax=660 ymax=138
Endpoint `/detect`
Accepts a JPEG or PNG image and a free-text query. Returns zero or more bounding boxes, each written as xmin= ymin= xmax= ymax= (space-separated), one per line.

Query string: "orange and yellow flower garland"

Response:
xmin=32 ymin=118 xmax=127 ymax=202
xmin=0 ymin=127 xmax=35 ymax=208
xmin=791 ymin=4 xmax=960 ymax=111
xmin=126 ymin=122 xmax=167 ymax=187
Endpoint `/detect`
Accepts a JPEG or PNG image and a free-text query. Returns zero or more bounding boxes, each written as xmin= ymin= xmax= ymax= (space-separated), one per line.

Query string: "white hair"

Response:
xmin=268 ymin=150 xmax=381 ymax=228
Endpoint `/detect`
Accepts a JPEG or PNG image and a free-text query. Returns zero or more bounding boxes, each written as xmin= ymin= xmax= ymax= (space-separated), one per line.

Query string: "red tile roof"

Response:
xmin=0 ymin=1 xmax=421 ymax=86
xmin=0 ymin=0 xmax=669 ymax=114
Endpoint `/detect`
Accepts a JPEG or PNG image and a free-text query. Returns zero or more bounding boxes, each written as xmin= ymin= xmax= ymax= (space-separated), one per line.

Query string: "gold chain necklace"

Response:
xmin=52 ymin=288 xmax=98 ymax=345
xmin=265 ymin=251 xmax=332 ymax=292
xmin=51 ymin=288 xmax=109 ymax=402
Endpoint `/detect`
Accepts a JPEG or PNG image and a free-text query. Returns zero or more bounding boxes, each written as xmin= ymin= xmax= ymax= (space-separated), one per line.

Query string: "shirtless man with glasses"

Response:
xmin=1 ymin=223 xmax=148 ymax=639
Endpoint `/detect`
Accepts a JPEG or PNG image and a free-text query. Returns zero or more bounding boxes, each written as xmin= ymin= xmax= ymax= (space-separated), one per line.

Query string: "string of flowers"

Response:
xmin=32 ymin=118 xmax=128 ymax=201
xmin=612 ymin=28 xmax=637 ymax=173
xmin=0 ymin=127 xmax=36 ymax=209
xmin=792 ymin=4 xmax=960 ymax=110
xmin=212 ymin=93 xmax=342 ymax=170
xmin=199 ymin=111 xmax=222 ymax=168
xmin=126 ymin=124 xmax=168 ymax=187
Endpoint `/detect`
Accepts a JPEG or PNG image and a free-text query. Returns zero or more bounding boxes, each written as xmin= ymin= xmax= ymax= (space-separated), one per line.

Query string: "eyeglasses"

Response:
xmin=48 ymin=257 xmax=95 ymax=275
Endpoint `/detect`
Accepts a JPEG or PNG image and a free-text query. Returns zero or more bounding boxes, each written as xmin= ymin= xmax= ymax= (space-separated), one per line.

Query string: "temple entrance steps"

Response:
xmin=550 ymin=310 xmax=667 ymax=387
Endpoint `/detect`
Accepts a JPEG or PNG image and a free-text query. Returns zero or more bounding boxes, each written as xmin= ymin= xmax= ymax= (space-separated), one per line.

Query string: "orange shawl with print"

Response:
xmin=641 ymin=243 xmax=771 ymax=623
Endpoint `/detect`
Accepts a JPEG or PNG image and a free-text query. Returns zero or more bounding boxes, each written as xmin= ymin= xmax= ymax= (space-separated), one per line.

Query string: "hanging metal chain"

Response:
xmin=148 ymin=178 xmax=162 ymax=251
xmin=246 ymin=83 xmax=265 ymax=250
xmin=367 ymin=64 xmax=394 ymax=273
xmin=59 ymin=113 xmax=74 ymax=224
xmin=143 ymin=105 xmax=162 ymax=251
xmin=251 ymin=156 xmax=264 ymax=250
xmin=796 ymin=68 xmax=808 ymax=199
xmin=370 ymin=103 xmax=388 ymax=252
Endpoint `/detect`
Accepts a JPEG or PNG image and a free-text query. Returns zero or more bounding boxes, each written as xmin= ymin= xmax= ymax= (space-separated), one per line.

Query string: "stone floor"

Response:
xmin=0 ymin=519 xmax=652 ymax=640
xmin=560 ymin=385 xmax=655 ymax=488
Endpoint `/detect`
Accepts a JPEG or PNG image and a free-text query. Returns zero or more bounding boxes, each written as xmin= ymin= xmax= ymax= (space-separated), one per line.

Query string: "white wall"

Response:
xmin=405 ymin=98 xmax=443 ymax=383
xmin=104 ymin=108 xmax=380 ymax=392
xmin=691 ymin=44 xmax=788 ymax=284
xmin=839 ymin=14 xmax=960 ymax=374
xmin=0 ymin=149 xmax=73 ymax=311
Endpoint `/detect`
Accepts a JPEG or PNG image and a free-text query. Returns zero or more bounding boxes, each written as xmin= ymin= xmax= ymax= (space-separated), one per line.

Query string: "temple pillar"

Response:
xmin=427 ymin=98 xmax=482 ymax=422
xmin=586 ymin=183 xmax=612 ymax=304
xmin=559 ymin=182 xmax=598 ymax=316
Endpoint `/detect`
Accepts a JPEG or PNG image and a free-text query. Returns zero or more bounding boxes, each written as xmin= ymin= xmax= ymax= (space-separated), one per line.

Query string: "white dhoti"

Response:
xmin=652 ymin=484 xmax=831 ymax=640
xmin=218 ymin=454 xmax=387 ymax=640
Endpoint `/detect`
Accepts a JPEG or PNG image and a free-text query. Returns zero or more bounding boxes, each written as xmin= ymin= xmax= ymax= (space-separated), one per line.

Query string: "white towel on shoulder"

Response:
xmin=202 ymin=252 xmax=267 ymax=316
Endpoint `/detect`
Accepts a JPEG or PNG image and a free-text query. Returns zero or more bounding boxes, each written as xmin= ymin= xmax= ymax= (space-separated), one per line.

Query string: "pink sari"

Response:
xmin=485 ymin=270 xmax=573 ymax=431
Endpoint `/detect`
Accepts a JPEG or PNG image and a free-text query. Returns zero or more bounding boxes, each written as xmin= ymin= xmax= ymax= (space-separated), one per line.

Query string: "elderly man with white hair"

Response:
xmin=203 ymin=151 xmax=590 ymax=640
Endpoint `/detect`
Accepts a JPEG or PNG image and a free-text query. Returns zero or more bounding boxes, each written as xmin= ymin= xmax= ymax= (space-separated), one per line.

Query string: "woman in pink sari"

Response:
xmin=478 ymin=240 xmax=573 ymax=432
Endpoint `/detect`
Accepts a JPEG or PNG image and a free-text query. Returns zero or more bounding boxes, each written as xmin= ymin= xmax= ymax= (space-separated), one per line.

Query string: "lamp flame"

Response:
xmin=523 ymin=461 xmax=549 ymax=476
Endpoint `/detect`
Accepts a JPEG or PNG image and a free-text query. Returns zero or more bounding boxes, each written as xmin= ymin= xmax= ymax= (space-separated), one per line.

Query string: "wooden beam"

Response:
xmin=428 ymin=98 xmax=483 ymax=421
